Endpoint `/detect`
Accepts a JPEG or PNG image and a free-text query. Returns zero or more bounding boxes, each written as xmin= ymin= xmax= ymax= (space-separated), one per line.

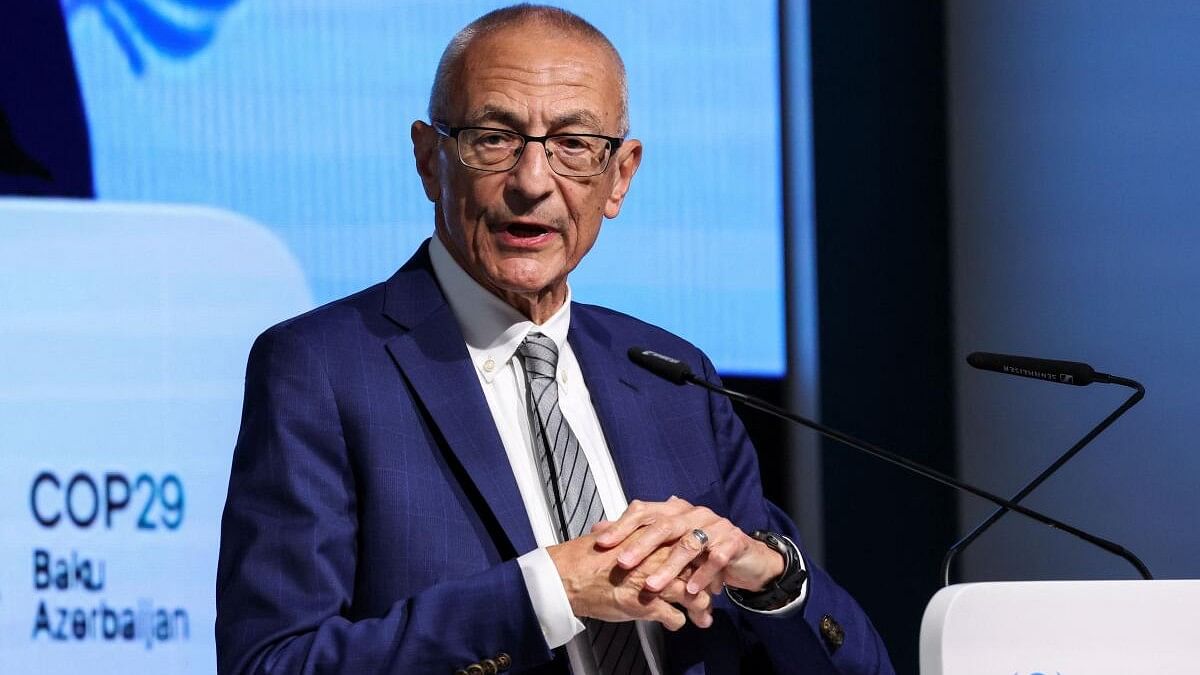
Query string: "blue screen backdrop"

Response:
xmin=65 ymin=0 xmax=786 ymax=375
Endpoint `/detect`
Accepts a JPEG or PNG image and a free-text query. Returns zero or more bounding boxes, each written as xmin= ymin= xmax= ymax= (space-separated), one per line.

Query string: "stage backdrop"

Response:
xmin=66 ymin=0 xmax=786 ymax=375
xmin=947 ymin=0 xmax=1200 ymax=583
xmin=0 ymin=2 xmax=796 ymax=672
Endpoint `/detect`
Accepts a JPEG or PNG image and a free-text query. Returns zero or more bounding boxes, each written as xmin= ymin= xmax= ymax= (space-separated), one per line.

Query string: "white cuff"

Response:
xmin=517 ymin=547 xmax=587 ymax=648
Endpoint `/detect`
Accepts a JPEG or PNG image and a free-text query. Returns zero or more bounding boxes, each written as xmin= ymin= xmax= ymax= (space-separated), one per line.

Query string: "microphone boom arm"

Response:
xmin=678 ymin=371 xmax=1154 ymax=581
xmin=939 ymin=373 xmax=1146 ymax=586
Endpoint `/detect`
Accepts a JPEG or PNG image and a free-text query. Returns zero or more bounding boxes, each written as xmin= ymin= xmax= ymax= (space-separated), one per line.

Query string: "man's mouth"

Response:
xmin=504 ymin=222 xmax=554 ymax=238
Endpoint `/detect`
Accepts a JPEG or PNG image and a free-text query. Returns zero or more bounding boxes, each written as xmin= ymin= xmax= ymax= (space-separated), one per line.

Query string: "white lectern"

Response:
xmin=920 ymin=580 xmax=1200 ymax=674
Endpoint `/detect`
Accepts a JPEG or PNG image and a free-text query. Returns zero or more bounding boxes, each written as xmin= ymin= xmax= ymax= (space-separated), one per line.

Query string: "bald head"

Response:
xmin=428 ymin=4 xmax=629 ymax=136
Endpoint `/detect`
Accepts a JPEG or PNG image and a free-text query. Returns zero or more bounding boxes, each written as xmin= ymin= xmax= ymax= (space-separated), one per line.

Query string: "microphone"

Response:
xmin=627 ymin=347 xmax=693 ymax=384
xmin=965 ymin=351 xmax=1109 ymax=386
xmin=940 ymin=352 xmax=1146 ymax=585
xmin=626 ymin=346 xmax=1153 ymax=581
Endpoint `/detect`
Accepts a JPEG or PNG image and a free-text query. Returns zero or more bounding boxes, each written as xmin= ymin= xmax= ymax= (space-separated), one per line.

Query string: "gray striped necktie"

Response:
xmin=517 ymin=333 xmax=650 ymax=675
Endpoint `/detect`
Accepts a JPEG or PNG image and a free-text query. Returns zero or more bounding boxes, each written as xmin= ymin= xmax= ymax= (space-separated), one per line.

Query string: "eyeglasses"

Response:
xmin=433 ymin=122 xmax=624 ymax=178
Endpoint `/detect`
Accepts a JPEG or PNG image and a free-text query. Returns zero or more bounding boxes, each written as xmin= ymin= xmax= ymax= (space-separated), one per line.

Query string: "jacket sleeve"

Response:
xmin=215 ymin=325 xmax=555 ymax=674
xmin=698 ymin=353 xmax=895 ymax=675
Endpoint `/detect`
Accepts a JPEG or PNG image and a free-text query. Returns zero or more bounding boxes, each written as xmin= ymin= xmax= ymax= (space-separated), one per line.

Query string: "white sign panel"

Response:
xmin=921 ymin=580 xmax=1200 ymax=675
xmin=0 ymin=199 xmax=312 ymax=672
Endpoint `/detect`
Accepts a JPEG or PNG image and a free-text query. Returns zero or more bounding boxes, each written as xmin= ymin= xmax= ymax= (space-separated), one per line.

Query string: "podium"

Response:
xmin=920 ymin=580 xmax=1200 ymax=674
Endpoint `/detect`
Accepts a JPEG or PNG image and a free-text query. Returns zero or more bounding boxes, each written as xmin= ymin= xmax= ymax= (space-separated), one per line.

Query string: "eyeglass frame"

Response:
xmin=432 ymin=121 xmax=625 ymax=178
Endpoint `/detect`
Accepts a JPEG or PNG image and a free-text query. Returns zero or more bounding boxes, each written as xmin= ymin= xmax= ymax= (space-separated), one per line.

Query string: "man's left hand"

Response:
xmin=591 ymin=496 xmax=785 ymax=596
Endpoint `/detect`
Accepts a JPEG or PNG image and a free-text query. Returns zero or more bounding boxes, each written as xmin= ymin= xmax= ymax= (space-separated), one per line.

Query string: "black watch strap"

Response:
xmin=725 ymin=530 xmax=807 ymax=612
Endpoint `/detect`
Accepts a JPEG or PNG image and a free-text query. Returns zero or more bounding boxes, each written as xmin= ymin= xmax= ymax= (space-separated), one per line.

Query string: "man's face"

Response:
xmin=413 ymin=26 xmax=642 ymax=316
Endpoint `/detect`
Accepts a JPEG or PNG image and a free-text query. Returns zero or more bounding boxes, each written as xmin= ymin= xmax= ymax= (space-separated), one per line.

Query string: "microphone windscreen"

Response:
xmin=967 ymin=351 xmax=1097 ymax=386
xmin=627 ymin=347 xmax=693 ymax=384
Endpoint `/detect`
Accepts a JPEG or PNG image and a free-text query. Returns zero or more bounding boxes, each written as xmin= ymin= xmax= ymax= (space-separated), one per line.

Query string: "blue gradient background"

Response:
xmin=948 ymin=1 xmax=1200 ymax=582
xmin=65 ymin=0 xmax=786 ymax=375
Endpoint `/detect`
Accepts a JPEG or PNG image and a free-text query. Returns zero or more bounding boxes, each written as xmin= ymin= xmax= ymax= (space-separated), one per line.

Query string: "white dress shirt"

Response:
xmin=428 ymin=237 xmax=803 ymax=674
xmin=429 ymin=237 xmax=665 ymax=673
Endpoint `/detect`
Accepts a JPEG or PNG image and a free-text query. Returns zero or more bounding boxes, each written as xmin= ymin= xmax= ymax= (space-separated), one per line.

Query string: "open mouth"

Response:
xmin=504 ymin=222 xmax=554 ymax=238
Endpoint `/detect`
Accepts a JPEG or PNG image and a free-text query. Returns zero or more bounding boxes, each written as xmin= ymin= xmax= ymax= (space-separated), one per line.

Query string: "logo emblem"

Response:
xmin=63 ymin=0 xmax=241 ymax=74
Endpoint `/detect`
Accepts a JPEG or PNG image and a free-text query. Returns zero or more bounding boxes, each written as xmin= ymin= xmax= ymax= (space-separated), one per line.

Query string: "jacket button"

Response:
xmin=466 ymin=665 xmax=485 ymax=675
xmin=481 ymin=659 xmax=498 ymax=675
xmin=820 ymin=614 xmax=845 ymax=654
xmin=496 ymin=653 xmax=512 ymax=670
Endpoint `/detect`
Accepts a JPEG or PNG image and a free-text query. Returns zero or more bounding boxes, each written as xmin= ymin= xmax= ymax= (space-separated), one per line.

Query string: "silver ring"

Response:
xmin=691 ymin=528 xmax=710 ymax=549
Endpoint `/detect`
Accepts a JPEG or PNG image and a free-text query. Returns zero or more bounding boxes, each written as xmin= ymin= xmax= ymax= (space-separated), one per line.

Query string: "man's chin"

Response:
xmin=486 ymin=261 xmax=565 ymax=294
xmin=490 ymin=278 xmax=564 ymax=300
xmin=479 ymin=269 xmax=570 ymax=316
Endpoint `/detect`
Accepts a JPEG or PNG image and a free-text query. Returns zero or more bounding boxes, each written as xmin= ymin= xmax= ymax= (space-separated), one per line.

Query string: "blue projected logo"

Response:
xmin=62 ymin=0 xmax=240 ymax=74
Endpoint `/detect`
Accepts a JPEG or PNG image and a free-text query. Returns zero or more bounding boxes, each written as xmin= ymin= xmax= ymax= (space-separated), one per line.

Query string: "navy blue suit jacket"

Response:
xmin=216 ymin=242 xmax=892 ymax=674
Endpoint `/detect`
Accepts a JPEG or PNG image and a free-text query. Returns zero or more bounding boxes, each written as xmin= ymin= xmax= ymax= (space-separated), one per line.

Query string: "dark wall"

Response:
xmin=808 ymin=1 xmax=957 ymax=671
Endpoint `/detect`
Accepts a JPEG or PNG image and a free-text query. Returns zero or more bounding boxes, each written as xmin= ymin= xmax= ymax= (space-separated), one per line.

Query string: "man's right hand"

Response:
xmin=547 ymin=533 xmax=713 ymax=631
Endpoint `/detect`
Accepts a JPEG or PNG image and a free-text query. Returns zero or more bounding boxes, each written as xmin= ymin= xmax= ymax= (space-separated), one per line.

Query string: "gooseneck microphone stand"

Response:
xmin=627 ymin=347 xmax=1154 ymax=582
xmin=940 ymin=369 xmax=1145 ymax=586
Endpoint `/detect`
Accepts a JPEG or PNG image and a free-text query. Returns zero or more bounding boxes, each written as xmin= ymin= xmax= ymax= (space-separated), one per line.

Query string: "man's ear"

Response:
xmin=411 ymin=121 xmax=442 ymax=203
xmin=604 ymin=139 xmax=643 ymax=219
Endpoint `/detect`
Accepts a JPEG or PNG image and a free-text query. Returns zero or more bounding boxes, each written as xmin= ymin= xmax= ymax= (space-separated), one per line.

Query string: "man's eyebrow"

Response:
xmin=464 ymin=107 xmax=524 ymax=129
xmin=462 ymin=107 xmax=606 ymax=133
xmin=548 ymin=110 xmax=605 ymax=132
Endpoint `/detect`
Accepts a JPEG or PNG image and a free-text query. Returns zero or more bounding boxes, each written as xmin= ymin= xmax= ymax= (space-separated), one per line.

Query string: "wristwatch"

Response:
xmin=725 ymin=530 xmax=807 ymax=611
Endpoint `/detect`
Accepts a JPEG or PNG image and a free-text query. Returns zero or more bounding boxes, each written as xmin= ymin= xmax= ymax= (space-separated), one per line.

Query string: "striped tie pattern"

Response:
xmin=518 ymin=333 xmax=650 ymax=675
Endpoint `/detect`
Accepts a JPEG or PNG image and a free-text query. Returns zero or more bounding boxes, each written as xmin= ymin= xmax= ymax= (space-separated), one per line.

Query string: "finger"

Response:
xmin=643 ymin=532 xmax=709 ymax=591
xmin=635 ymin=594 xmax=687 ymax=631
xmin=686 ymin=535 xmax=744 ymax=594
xmin=647 ymin=518 xmax=734 ymax=592
xmin=590 ymin=519 xmax=612 ymax=535
xmin=594 ymin=498 xmax=690 ymax=548
xmin=615 ymin=506 xmax=717 ymax=570
xmin=662 ymin=578 xmax=713 ymax=629
xmin=619 ymin=514 xmax=696 ymax=566
xmin=686 ymin=594 xmax=713 ymax=629
xmin=594 ymin=499 xmax=666 ymax=547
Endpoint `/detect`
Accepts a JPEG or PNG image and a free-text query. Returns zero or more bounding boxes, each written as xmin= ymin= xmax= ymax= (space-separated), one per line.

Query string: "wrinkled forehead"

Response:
xmin=449 ymin=24 xmax=624 ymax=131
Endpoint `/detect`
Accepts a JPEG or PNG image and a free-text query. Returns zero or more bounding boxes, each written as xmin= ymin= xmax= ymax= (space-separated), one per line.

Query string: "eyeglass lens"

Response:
xmin=457 ymin=129 xmax=611 ymax=176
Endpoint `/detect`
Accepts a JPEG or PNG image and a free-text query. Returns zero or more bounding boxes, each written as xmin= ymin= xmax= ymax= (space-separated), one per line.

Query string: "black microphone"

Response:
xmin=626 ymin=346 xmax=1153 ymax=581
xmin=627 ymin=347 xmax=693 ymax=384
xmin=966 ymin=351 xmax=1109 ymax=386
xmin=940 ymin=352 xmax=1146 ymax=585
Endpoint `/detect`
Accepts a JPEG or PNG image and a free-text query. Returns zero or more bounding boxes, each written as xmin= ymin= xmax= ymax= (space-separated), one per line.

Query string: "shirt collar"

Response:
xmin=428 ymin=236 xmax=572 ymax=383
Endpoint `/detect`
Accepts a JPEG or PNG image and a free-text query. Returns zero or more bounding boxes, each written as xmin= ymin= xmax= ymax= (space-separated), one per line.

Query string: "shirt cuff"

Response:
xmin=517 ymin=547 xmax=588 ymax=648
xmin=734 ymin=535 xmax=809 ymax=617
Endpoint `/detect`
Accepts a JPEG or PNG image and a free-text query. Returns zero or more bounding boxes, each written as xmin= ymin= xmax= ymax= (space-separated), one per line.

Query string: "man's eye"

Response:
xmin=554 ymin=137 xmax=592 ymax=153
xmin=476 ymin=133 xmax=512 ymax=147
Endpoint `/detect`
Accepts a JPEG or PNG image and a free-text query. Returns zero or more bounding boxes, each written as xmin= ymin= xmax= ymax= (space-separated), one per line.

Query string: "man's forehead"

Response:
xmin=460 ymin=26 xmax=619 ymax=84
xmin=451 ymin=28 xmax=622 ymax=129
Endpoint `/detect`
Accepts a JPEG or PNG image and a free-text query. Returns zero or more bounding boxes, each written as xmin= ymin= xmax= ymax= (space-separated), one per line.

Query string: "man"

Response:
xmin=216 ymin=5 xmax=892 ymax=674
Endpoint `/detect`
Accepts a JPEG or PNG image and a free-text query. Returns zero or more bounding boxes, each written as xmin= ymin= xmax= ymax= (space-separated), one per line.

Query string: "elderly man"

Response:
xmin=216 ymin=5 xmax=892 ymax=674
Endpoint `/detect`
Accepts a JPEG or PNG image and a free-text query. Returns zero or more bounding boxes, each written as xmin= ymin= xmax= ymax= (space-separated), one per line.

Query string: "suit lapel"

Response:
xmin=376 ymin=247 xmax=705 ymax=555
xmin=381 ymin=245 xmax=537 ymax=555
xmin=569 ymin=308 xmax=696 ymax=504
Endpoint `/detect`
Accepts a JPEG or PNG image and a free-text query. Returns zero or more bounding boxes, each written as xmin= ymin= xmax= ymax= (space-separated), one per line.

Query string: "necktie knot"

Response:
xmin=518 ymin=333 xmax=559 ymax=380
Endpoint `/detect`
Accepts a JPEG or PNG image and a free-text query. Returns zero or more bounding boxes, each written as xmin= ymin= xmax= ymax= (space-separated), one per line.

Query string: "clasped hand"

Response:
xmin=547 ymin=496 xmax=784 ymax=631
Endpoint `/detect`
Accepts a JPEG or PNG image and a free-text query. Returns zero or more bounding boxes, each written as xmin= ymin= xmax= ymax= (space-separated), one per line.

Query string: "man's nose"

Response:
xmin=506 ymin=140 xmax=556 ymax=199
